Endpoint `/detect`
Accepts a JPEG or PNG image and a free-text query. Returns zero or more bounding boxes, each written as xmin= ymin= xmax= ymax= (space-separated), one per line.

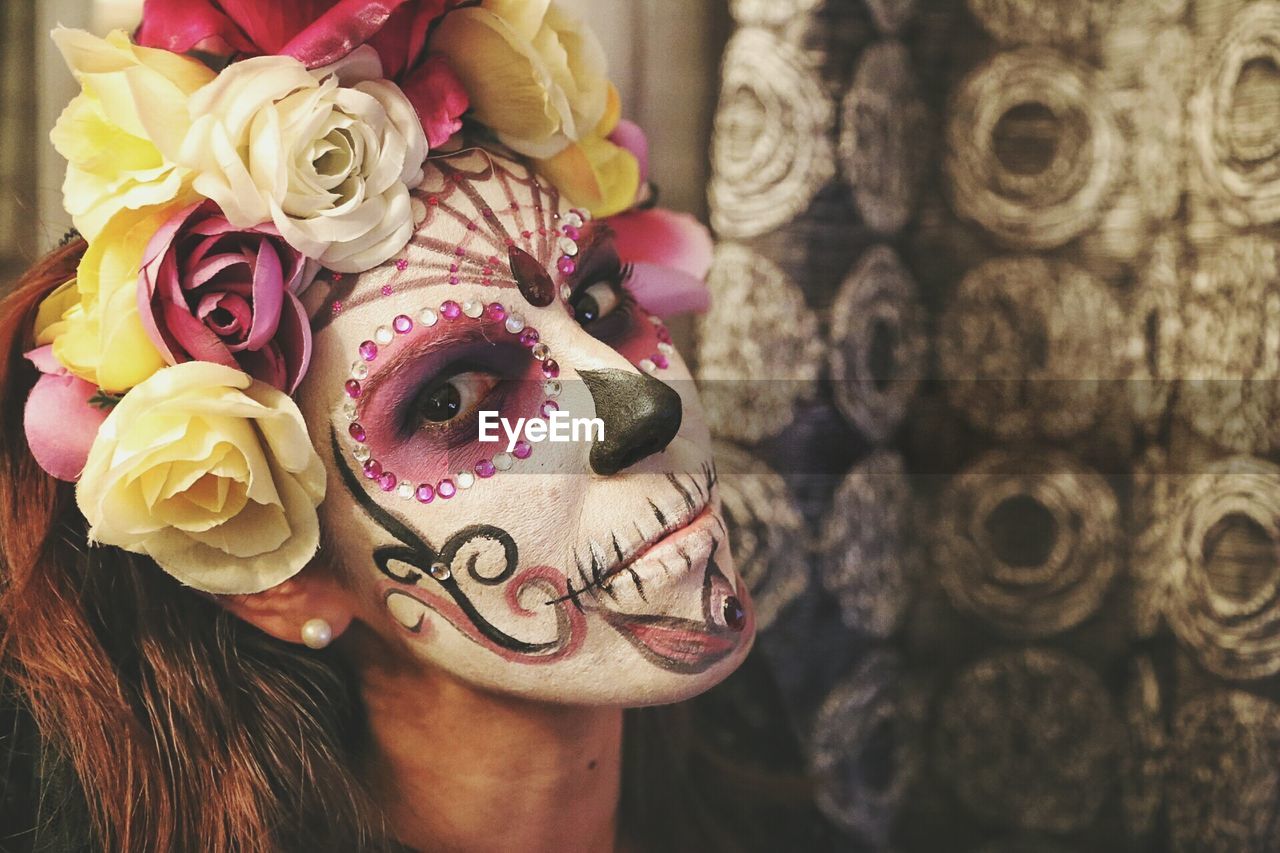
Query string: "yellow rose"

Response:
xmin=534 ymin=85 xmax=639 ymax=218
xmin=430 ymin=0 xmax=610 ymax=159
xmin=49 ymin=28 xmax=213 ymax=241
xmin=76 ymin=362 xmax=327 ymax=595
xmin=35 ymin=205 xmax=173 ymax=393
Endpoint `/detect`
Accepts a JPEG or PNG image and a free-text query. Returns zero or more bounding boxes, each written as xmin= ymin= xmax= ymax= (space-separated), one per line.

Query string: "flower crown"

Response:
xmin=24 ymin=0 xmax=711 ymax=595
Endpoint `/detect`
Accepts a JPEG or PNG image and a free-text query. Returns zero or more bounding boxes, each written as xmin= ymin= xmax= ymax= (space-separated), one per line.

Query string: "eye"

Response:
xmin=570 ymin=263 xmax=634 ymax=339
xmin=414 ymin=371 xmax=499 ymax=425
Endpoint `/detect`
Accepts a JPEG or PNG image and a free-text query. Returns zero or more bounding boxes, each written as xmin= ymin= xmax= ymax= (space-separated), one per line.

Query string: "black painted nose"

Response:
xmin=579 ymin=369 xmax=683 ymax=475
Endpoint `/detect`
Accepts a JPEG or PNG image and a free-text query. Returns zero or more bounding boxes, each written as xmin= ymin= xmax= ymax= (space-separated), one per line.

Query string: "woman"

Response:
xmin=1 ymin=2 xmax=828 ymax=850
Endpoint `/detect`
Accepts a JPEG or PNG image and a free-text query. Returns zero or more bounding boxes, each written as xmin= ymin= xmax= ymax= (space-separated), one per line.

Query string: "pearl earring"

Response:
xmin=300 ymin=618 xmax=333 ymax=650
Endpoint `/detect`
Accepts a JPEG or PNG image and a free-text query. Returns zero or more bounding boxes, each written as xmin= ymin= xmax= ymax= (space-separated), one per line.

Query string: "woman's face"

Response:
xmin=298 ymin=150 xmax=754 ymax=705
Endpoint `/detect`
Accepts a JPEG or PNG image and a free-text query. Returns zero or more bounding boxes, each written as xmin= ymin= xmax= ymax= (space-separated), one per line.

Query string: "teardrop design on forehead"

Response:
xmin=316 ymin=149 xmax=574 ymax=326
xmin=510 ymin=246 xmax=556 ymax=307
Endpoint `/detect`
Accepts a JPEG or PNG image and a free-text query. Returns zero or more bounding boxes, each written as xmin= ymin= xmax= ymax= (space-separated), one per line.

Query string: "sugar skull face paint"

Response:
xmin=298 ymin=149 xmax=754 ymax=705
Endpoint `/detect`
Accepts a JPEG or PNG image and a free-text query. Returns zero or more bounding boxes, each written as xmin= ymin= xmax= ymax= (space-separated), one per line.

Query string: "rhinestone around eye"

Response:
xmin=564 ymin=211 xmax=584 ymax=228
xmin=557 ymin=236 xmax=579 ymax=256
xmin=639 ymin=358 xmax=657 ymax=374
xmin=462 ymin=300 xmax=484 ymax=318
xmin=351 ymin=361 xmax=370 ymax=379
xmin=543 ymin=379 xmax=562 ymax=397
xmin=456 ymin=471 xmax=475 ymax=489
xmin=352 ymin=444 xmax=371 ymax=462
xmin=374 ymin=326 xmax=394 ymax=345
xmin=396 ymin=481 xmax=415 ymax=500
xmin=493 ymin=452 xmax=514 ymax=471
xmin=419 ymin=308 xmax=438 ymax=327
xmin=531 ymin=343 xmax=551 ymax=361
xmin=429 ymin=561 xmax=451 ymax=581
xmin=505 ymin=313 xmax=526 ymax=334
xmin=658 ymin=342 xmax=675 ymax=355
xmin=342 ymin=400 xmax=358 ymax=420
xmin=559 ymin=284 xmax=572 ymax=301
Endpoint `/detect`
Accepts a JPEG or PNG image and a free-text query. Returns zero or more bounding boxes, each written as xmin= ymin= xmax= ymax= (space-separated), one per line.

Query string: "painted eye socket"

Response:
xmin=414 ymin=371 xmax=500 ymax=424
xmin=571 ymin=280 xmax=623 ymax=325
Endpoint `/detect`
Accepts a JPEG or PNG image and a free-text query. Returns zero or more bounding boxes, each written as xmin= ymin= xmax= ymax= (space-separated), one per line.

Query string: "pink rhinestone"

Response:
xmin=449 ymin=263 xmax=459 ymax=273
xmin=359 ymin=340 xmax=378 ymax=361
xmin=519 ymin=328 xmax=540 ymax=347
xmin=440 ymin=301 xmax=461 ymax=319
xmin=513 ymin=441 xmax=532 ymax=460
xmin=448 ymin=275 xmax=459 ymax=285
xmin=653 ymin=353 xmax=670 ymax=370
xmin=488 ymin=256 xmax=500 ymax=266
xmin=521 ymin=230 xmax=532 ymax=239
xmin=395 ymin=258 xmax=409 ymax=271
xmin=656 ymin=327 xmax=673 ymax=344
xmin=455 ymin=246 xmax=465 ymax=256
xmin=331 ymin=301 xmax=343 ymax=315
xmin=467 ymin=221 xmax=477 ymax=231
xmin=486 ymin=303 xmax=507 ymax=321
xmin=362 ymin=460 xmax=382 ymax=480
xmin=562 ymin=224 xmax=581 ymax=241
xmin=475 ymin=459 xmax=496 ymax=478
xmin=378 ymin=471 xmax=397 ymax=492
xmin=344 ymin=379 xmax=362 ymax=398
xmin=541 ymin=359 xmax=560 ymax=379
xmin=393 ymin=314 xmax=413 ymax=334
xmin=437 ymin=479 xmax=457 ymax=499
xmin=381 ymin=284 xmax=394 ymax=296
xmin=427 ymin=196 xmax=439 ymax=206
xmin=540 ymin=400 xmax=559 ymax=418
xmin=557 ymin=256 xmax=576 ymax=276
xmin=348 ymin=422 xmax=367 ymax=442
xmin=415 ymin=483 xmax=435 ymax=503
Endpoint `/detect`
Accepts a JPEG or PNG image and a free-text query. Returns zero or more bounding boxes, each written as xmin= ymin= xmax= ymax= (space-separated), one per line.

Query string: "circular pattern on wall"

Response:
xmin=839 ymin=41 xmax=930 ymax=234
xmin=1168 ymin=691 xmax=1280 ymax=852
xmin=1162 ymin=456 xmax=1280 ymax=680
xmin=938 ymin=255 xmax=1129 ymax=441
xmin=818 ymin=450 xmax=914 ymax=638
xmin=811 ymin=651 xmax=921 ymax=847
xmin=1129 ymin=234 xmax=1184 ymax=430
xmin=712 ymin=440 xmax=809 ymax=631
xmin=933 ymin=449 xmax=1120 ymax=639
xmin=967 ymin=0 xmax=1111 ymax=46
xmin=696 ymin=244 xmax=825 ymax=443
xmin=1189 ymin=2 xmax=1280 ymax=226
xmin=829 ymin=245 xmax=927 ymax=442
xmin=934 ymin=648 xmax=1119 ymax=833
xmin=1178 ymin=236 xmax=1280 ymax=454
xmin=710 ymin=28 xmax=836 ymax=239
xmin=945 ymin=48 xmax=1120 ymax=249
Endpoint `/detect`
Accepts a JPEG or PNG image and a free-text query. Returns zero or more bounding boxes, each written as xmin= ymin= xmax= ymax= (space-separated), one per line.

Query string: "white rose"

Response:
xmin=180 ymin=47 xmax=428 ymax=273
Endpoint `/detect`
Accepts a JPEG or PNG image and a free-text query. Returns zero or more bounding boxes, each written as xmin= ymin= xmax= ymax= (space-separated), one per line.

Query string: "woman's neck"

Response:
xmin=357 ymin=655 xmax=624 ymax=853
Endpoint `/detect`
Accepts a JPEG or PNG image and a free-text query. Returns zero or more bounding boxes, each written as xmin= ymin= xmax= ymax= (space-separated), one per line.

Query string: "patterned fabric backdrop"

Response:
xmin=698 ymin=0 xmax=1280 ymax=850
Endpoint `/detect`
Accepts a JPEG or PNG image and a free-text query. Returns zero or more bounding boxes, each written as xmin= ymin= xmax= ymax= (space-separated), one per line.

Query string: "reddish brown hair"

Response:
xmin=0 ymin=242 xmax=390 ymax=851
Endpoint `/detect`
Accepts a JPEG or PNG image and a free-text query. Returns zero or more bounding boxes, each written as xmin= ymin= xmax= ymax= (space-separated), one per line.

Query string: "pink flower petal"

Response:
xmin=609 ymin=120 xmax=649 ymax=188
xmin=610 ymin=208 xmax=714 ymax=281
xmin=244 ymin=238 xmax=284 ymax=350
xmin=626 ymin=262 xmax=710 ymax=318
xmin=23 ymin=364 xmax=108 ymax=482
xmin=281 ymin=0 xmax=413 ymax=68
xmin=276 ymin=291 xmax=314 ymax=393
xmin=137 ymin=0 xmax=257 ymax=55
xmin=400 ymin=55 xmax=470 ymax=148
xmin=217 ymin=0 xmax=336 ymax=54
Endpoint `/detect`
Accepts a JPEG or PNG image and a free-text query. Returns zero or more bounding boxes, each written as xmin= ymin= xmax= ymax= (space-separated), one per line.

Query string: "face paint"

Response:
xmin=298 ymin=149 xmax=753 ymax=705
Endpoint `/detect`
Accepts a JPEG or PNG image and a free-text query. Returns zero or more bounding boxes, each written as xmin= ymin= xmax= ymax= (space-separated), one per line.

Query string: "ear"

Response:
xmin=220 ymin=564 xmax=356 ymax=648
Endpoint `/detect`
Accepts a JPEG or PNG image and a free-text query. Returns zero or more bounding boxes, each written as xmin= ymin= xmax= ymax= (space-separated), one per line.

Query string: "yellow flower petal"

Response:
xmin=536 ymin=135 xmax=639 ymax=218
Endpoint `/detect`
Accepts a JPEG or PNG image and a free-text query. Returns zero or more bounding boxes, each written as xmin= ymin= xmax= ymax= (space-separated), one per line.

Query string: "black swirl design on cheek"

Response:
xmin=330 ymin=429 xmax=558 ymax=655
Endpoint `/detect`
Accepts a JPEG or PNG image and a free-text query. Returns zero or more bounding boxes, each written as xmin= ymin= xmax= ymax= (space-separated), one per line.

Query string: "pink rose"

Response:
xmin=137 ymin=0 xmax=469 ymax=146
xmin=139 ymin=201 xmax=316 ymax=393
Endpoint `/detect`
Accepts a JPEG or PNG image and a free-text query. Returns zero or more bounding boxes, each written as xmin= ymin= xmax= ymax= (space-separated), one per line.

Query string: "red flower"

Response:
xmin=137 ymin=0 xmax=468 ymax=146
